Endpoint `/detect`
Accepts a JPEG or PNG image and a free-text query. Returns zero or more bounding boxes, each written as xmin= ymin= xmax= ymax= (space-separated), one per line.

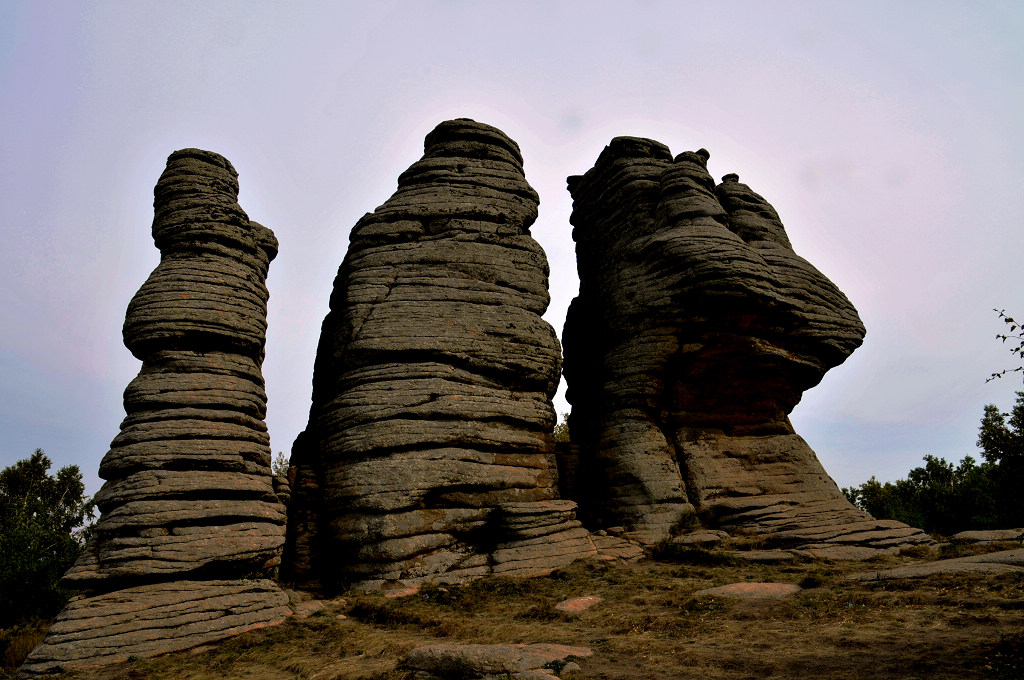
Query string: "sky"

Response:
xmin=1 ymin=1 xmax=1022 ymax=497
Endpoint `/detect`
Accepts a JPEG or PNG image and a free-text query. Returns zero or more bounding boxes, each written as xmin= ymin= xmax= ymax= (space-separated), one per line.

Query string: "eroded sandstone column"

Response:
xmin=21 ymin=149 xmax=289 ymax=676
xmin=563 ymin=137 xmax=930 ymax=552
xmin=285 ymin=119 xmax=593 ymax=589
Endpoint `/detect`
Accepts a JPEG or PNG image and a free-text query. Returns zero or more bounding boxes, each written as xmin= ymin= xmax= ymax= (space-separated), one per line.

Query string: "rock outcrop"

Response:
xmin=285 ymin=119 xmax=593 ymax=590
xmin=21 ymin=149 xmax=289 ymax=676
xmin=562 ymin=137 xmax=930 ymax=551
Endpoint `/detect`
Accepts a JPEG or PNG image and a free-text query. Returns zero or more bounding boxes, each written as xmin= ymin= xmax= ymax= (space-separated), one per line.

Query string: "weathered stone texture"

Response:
xmin=285 ymin=120 xmax=592 ymax=588
xmin=22 ymin=149 xmax=286 ymax=676
xmin=18 ymin=580 xmax=289 ymax=676
xmin=562 ymin=137 xmax=930 ymax=550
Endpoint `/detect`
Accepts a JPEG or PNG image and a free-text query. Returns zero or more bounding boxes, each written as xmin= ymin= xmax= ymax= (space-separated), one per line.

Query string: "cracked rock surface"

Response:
xmin=561 ymin=137 xmax=930 ymax=551
xmin=21 ymin=149 xmax=288 ymax=676
xmin=285 ymin=120 xmax=593 ymax=589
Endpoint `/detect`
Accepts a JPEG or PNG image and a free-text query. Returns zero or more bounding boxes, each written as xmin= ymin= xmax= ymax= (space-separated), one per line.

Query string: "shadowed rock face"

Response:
xmin=563 ymin=137 xmax=929 ymax=550
xmin=285 ymin=119 xmax=593 ymax=589
xmin=21 ymin=149 xmax=289 ymax=676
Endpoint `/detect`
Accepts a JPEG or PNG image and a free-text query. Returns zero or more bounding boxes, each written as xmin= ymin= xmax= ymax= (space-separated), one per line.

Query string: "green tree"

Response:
xmin=843 ymin=455 xmax=997 ymax=535
xmin=271 ymin=451 xmax=290 ymax=479
xmin=844 ymin=392 xmax=1024 ymax=534
xmin=977 ymin=391 xmax=1024 ymax=526
xmin=0 ymin=450 xmax=94 ymax=628
xmin=553 ymin=412 xmax=570 ymax=444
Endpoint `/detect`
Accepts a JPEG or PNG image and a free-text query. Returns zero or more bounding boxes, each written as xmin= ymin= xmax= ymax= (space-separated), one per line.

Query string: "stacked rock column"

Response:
xmin=21 ymin=149 xmax=289 ymax=676
xmin=285 ymin=119 xmax=593 ymax=589
xmin=563 ymin=137 xmax=931 ymax=552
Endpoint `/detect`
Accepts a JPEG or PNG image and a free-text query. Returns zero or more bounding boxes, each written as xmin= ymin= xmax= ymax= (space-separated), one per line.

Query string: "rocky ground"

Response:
xmin=8 ymin=531 xmax=1022 ymax=680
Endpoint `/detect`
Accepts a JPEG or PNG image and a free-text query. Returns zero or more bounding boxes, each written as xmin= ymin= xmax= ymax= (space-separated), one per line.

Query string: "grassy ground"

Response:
xmin=5 ymin=543 xmax=1024 ymax=679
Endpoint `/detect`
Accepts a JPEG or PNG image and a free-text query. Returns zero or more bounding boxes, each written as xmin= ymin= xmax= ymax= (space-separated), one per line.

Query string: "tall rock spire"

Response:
xmin=21 ymin=149 xmax=289 ymax=676
xmin=562 ymin=137 xmax=930 ymax=553
xmin=285 ymin=119 xmax=593 ymax=590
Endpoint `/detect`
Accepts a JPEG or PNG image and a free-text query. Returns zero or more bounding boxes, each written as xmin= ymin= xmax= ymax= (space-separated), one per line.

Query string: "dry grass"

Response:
xmin=6 ymin=544 xmax=1024 ymax=680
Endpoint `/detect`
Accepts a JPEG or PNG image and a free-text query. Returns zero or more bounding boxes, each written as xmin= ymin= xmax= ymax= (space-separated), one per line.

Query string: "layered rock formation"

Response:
xmin=285 ymin=119 xmax=593 ymax=589
xmin=562 ymin=137 xmax=930 ymax=551
xmin=21 ymin=149 xmax=289 ymax=676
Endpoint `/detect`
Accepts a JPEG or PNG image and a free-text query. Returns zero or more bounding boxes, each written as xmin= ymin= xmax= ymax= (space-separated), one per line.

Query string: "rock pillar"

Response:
xmin=562 ymin=137 xmax=930 ymax=552
xmin=285 ymin=119 xmax=593 ymax=589
xmin=21 ymin=149 xmax=289 ymax=676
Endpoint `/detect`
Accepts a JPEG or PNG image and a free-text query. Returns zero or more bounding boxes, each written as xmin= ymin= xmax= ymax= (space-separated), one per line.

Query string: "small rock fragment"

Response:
xmin=555 ymin=596 xmax=603 ymax=613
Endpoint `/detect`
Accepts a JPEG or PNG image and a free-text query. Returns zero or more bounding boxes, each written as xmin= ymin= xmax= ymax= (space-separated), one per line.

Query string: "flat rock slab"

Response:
xmin=847 ymin=548 xmax=1024 ymax=581
xmin=291 ymin=600 xmax=324 ymax=618
xmin=590 ymin=535 xmax=645 ymax=560
xmin=951 ymin=529 xmax=1024 ymax=544
xmin=727 ymin=549 xmax=796 ymax=563
xmin=384 ymin=584 xmax=423 ymax=599
xmin=555 ymin=596 xmax=603 ymax=613
xmin=671 ymin=530 xmax=730 ymax=547
xmin=693 ymin=582 xmax=802 ymax=599
xmin=791 ymin=544 xmax=895 ymax=561
xmin=19 ymin=579 xmax=289 ymax=676
xmin=405 ymin=643 xmax=593 ymax=678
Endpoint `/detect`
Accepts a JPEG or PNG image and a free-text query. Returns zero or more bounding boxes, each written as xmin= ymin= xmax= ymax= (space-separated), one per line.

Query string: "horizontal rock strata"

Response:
xmin=562 ymin=137 xmax=930 ymax=551
xmin=22 ymin=149 xmax=286 ymax=676
xmin=846 ymin=548 xmax=1024 ymax=580
xmin=18 ymin=580 xmax=290 ymax=676
xmin=285 ymin=119 xmax=592 ymax=589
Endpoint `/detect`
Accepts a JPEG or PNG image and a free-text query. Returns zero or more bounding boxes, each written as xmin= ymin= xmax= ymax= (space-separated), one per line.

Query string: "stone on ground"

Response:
xmin=555 ymin=596 xmax=603 ymax=613
xmin=847 ymin=548 xmax=1024 ymax=581
xmin=950 ymin=529 xmax=1024 ymax=544
xmin=693 ymin=582 xmax=802 ymax=599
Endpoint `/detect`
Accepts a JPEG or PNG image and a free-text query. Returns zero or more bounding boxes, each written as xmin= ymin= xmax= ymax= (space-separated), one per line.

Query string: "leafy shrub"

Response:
xmin=0 ymin=450 xmax=94 ymax=629
xmin=843 ymin=392 xmax=1024 ymax=534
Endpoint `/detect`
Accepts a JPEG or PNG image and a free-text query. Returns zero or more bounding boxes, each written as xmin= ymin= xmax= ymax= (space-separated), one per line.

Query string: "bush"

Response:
xmin=553 ymin=412 xmax=570 ymax=443
xmin=843 ymin=392 xmax=1024 ymax=534
xmin=843 ymin=455 xmax=997 ymax=535
xmin=0 ymin=450 xmax=94 ymax=629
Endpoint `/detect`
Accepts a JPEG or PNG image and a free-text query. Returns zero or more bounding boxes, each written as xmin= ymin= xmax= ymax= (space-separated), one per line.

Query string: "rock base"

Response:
xmin=682 ymin=433 xmax=933 ymax=552
xmin=19 ymin=580 xmax=289 ymax=677
xmin=350 ymin=500 xmax=598 ymax=591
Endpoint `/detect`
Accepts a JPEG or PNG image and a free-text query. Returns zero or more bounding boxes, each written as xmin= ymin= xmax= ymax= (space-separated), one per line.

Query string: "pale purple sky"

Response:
xmin=2 ymin=1 xmax=1022 ymax=496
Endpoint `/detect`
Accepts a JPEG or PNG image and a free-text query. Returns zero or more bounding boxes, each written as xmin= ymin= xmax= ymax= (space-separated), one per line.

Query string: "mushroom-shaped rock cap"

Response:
xmin=423 ymin=118 xmax=526 ymax=166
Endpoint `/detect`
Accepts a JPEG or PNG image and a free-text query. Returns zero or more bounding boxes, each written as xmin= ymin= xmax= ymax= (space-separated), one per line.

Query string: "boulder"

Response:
xmin=562 ymin=137 xmax=931 ymax=552
xmin=284 ymin=120 xmax=593 ymax=588
xmin=21 ymin=149 xmax=286 ymax=676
